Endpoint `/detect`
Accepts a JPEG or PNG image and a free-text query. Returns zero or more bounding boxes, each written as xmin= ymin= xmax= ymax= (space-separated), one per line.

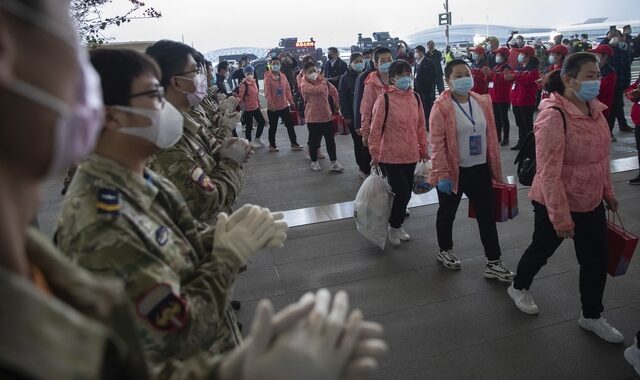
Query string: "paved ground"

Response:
xmin=36 ymin=102 xmax=640 ymax=379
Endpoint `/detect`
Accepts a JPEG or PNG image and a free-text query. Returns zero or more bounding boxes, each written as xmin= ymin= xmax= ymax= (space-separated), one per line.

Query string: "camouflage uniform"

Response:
xmin=1 ymin=227 xmax=224 ymax=380
xmin=148 ymin=112 xmax=244 ymax=224
xmin=202 ymin=88 xmax=234 ymax=141
xmin=55 ymin=154 xmax=242 ymax=366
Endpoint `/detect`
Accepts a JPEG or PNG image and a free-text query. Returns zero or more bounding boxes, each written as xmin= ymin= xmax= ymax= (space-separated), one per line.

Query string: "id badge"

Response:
xmin=469 ymin=135 xmax=482 ymax=156
xmin=511 ymin=83 xmax=516 ymax=90
xmin=276 ymin=87 xmax=284 ymax=97
xmin=488 ymin=82 xmax=494 ymax=89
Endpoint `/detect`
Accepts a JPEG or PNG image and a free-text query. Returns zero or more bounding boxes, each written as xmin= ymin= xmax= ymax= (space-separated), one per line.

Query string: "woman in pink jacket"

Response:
xmin=369 ymin=60 xmax=428 ymax=246
xmin=299 ymin=61 xmax=344 ymax=172
xmin=236 ymin=65 xmax=266 ymax=148
xmin=360 ymin=47 xmax=393 ymax=145
xmin=428 ymin=59 xmax=514 ymax=281
xmin=264 ymin=56 xmax=302 ymax=152
xmin=508 ymin=53 xmax=624 ymax=344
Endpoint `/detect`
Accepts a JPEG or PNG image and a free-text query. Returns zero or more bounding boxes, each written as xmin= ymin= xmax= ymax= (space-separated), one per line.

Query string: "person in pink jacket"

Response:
xmin=428 ymin=59 xmax=513 ymax=281
xmin=508 ymin=53 xmax=624 ymax=344
xmin=369 ymin=60 xmax=428 ymax=246
xmin=236 ymin=65 xmax=266 ymax=148
xmin=264 ymin=56 xmax=302 ymax=152
xmin=360 ymin=47 xmax=393 ymax=145
xmin=297 ymin=55 xmax=326 ymax=159
xmin=299 ymin=61 xmax=344 ymax=172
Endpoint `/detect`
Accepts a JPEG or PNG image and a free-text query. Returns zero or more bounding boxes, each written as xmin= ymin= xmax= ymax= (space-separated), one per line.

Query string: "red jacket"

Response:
xmin=488 ymin=62 xmax=512 ymax=104
xmin=264 ymin=71 xmax=293 ymax=111
xmin=598 ymin=64 xmax=617 ymax=119
xmin=299 ymin=75 xmax=339 ymax=123
xmin=626 ymin=79 xmax=640 ymax=126
xmin=511 ymin=59 xmax=540 ymax=107
xmin=236 ymin=78 xmax=260 ymax=111
xmin=470 ymin=60 xmax=489 ymax=95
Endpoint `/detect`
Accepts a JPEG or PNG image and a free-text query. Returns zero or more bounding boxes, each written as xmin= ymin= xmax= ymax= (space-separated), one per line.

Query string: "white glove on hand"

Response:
xmin=220 ymin=97 xmax=240 ymax=114
xmin=228 ymin=205 xmax=288 ymax=248
xmin=214 ymin=205 xmax=277 ymax=267
xmin=221 ymin=111 xmax=241 ymax=131
xmin=219 ymin=138 xmax=251 ymax=166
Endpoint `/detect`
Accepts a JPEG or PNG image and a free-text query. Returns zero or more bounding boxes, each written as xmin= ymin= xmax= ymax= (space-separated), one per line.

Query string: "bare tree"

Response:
xmin=70 ymin=0 xmax=161 ymax=47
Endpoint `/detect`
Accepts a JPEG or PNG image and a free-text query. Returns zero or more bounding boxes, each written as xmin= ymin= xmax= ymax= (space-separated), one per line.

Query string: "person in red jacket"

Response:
xmin=264 ymin=56 xmax=302 ymax=152
xmin=236 ymin=65 xmax=266 ymax=148
xmin=538 ymin=44 xmax=569 ymax=100
xmin=505 ymin=46 xmax=540 ymax=150
xmin=469 ymin=46 xmax=490 ymax=95
xmin=588 ymin=45 xmax=617 ymax=134
xmin=626 ymin=77 xmax=640 ymax=184
xmin=488 ymin=47 xmax=513 ymax=146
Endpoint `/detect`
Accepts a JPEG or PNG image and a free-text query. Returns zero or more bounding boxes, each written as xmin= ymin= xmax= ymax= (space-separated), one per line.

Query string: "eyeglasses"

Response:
xmin=175 ymin=67 xmax=204 ymax=77
xmin=129 ymin=86 xmax=165 ymax=103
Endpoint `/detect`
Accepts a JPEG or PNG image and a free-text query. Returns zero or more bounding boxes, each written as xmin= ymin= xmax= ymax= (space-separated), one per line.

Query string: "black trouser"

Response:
xmin=380 ymin=163 xmax=416 ymax=228
xmin=608 ymin=89 xmax=629 ymax=131
xmin=513 ymin=201 xmax=607 ymax=319
xmin=435 ymin=75 xmax=445 ymax=95
xmin=436 ymin=164 xmax=501 ymax=260
xmin=308 ymin=121 xmax=337 ymax=162
xmin=349 ymin=121 xmax=371 ymax=175
xmin=493 ymin=103 xmax=510 ymax=141
xmin=267 ymin=108 xmax=298 ymax=147
xmin=512 ymin=105 xmax=535 ymax=146
xmin=243 ymin=109 xmax=266 ymax=141
xmin=419 ymin=92 xmax=434 ymax=129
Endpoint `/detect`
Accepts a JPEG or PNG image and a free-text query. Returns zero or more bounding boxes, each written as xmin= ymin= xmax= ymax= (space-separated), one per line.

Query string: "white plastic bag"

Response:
xmin=354 ymin=169 xmax=394 ymax=249
xmin=413 ymin=160 xmax=433 ymax=195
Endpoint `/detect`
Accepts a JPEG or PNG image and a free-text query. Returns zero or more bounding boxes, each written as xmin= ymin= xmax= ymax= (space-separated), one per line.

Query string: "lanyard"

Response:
xmin=452 ymin=97 xmax=476 ymax=130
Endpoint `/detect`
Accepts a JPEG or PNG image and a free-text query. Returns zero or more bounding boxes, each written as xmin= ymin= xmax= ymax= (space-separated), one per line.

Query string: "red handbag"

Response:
xmin=331 ymin=115 xmax=344 ymax=135
xmin=290 ymin=110 xmax=302 ymax=126
xmin=468 ymin=182 xmax=517 ymax=223
xmin=606 ymin=211 xmax=638 ymax=276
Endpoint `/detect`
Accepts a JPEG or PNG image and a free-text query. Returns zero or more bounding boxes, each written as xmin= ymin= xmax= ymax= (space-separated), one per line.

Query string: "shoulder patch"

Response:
xmin=190 ymin=166 xmax=216 ymax=192
xmin=137 ymin=284 xmax=188 ymax=332
xmin=96 ymin=188 xmax=120 ymax=217
xmin=155 ymin=226 xmax=169 ymax=246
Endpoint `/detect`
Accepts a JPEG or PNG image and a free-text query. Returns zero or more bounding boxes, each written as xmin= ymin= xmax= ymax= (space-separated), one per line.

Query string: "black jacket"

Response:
xmin=338 ymin=68 xmax=360 ymax=121
xmin=323 ymin=57 xmax=348 ymax=87
xmin=425 ymin=49 xmax=443 ymax=75
xmin=353 ymin=67 xmax=374 ymax=130
xmin=215 ymin=73 xmax=230 ymax=96
xmin=414 ymin=58 xmax=437 ymax=98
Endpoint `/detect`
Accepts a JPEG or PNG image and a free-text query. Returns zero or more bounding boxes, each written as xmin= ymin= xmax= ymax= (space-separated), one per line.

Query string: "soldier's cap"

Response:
xmin=469 ymin=46 xmax=485 ymax=55
xmin=588 ymin=44 xmax=614 ymax=57
xmin=548 ymin=44 xmax=569 ymax=57
xmin=513 ymin=46 xmax=535 ymax=57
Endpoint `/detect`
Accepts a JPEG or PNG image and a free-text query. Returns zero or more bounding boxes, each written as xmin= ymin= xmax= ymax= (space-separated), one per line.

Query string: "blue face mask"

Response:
xmin=379 ymin=62 xmax=392 ymax=73
xmin=271 ymin=64 xmax=281 ymax=72
xmin=451 ymin=77 xmax=474 ymax=95
xmin=517 ymin=54 xmax=526 ymax=63
xmin=352 ymin=62 xmax=365 ymax=72
xmin=574 ymin=79 xmax=601 ymax=101
xmin=364 ymin=58 xmax=371 ymax=65
xmin=395 ymin=76 xmax=413 ymax=91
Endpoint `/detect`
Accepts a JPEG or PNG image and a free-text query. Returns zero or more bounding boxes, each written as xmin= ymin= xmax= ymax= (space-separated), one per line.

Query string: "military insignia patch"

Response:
xmin=196 ymin=147 xmax=206 ymax=157
xmin=137 ymin=284 xmax=188 ymax=332
xmin=96 ymin=188 xmax=120 ymax=216
xmin=190 ymin=166 xmax=216 ymax=192
xmin=156 ymin=226 xmax=169 ymax=246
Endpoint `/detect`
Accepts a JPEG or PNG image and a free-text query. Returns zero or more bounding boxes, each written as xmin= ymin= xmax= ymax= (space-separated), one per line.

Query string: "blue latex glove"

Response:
xmin=437 ymin=179 xmax=453 ymax=195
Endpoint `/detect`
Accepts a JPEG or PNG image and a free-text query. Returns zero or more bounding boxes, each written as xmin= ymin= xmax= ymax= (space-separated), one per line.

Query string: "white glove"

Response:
xmin=221 ymin=111 xmax=241 ymax=131
xmin=219 ymin=138 xmax=251 ymax=166
xmin=213 ymin=205 xmax=277 ymax=267
xmin=220 ymin=97 xmax=240 ymax=114
xmin=228 ymin=205 xmax=288 ymax=248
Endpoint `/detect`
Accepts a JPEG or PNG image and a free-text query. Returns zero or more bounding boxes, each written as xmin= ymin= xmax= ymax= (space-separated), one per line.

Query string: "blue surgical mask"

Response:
xmin=451 ymin=77 xmax=474 ymax=95
xmin=517 ymin=54 xmax=526 ymax=63
xmin=574 ymin=79 xmax=601 ymax=101
xmin=395 ymin=76 xmax=413 ymax=91
xmin=548 ymin=55 xmax=556 ymax=64
xmin=352 ymin=62 xmax=365 ymax=72
xmin=364 ymin=58 xmax=371 ymax=66
xmin=495 ymin=55 xmax=505 ymax=64
xmin=379 ymin=62 xmax=392 ymax=73
xmin=271 ymin=64 xmax=281 ymax=72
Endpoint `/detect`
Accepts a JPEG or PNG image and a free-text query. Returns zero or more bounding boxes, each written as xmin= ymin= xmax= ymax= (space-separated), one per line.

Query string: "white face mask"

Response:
xmin=609 ymin=37 xmax=619 ymax=45
xmin=495 ymin=55 xmax=504 ymax=64
xmin=114 ymin=102 xmax=184 ymax=149
xmin=307 ymin=72 xmax=319 ymax=81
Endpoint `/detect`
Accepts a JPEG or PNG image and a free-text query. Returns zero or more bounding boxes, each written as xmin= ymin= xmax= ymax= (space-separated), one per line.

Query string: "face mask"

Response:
xmin=517 ymin=39 xmax=524 ymax=46
xmin=495 ymin=55 xmax=504 ymax=64
xmin=379 ymin=62 xmax=392 ymax=73
xmin=574 ymin=79 xmax=601 ymax=102
xmin=595 ymin=55 xmax=602 ymax=64
xmin=471 ymin=53 xmax=478 ymax=61
xmin=176 ymin=73 xmax=207 ymax=107
xmin=352 ymin=62 xmax=365 ymax=72
xmin=114 ymin=102 xmax=184 ymax=149
xmin=548 ymin=55 xmax=557 ymax=64
xmin=451 ymin=77 xmax=474 ymax=95
xmin=395 ymin=76 xmax=413 ymax=91
xmin=517 ymin=54 xmax=526 ymax=63
xmin=224 ymin=72 xmax=230 ymax=79
xmin=307 ymin=72 xmax=319 ymax=81
xmin=364 ymin=58 xmax=371 ymax=66
xmin=271 ymin=64 xmax=281 ymax=72
xmin=609 ymin=37 xmax=619 ymax=45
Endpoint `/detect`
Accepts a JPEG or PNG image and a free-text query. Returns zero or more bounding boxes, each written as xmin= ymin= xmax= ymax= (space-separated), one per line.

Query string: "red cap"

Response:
xmin=496 ymin=47 xmax=510 ymax=58
xmin=514 ymin=46 xmax=535 ymax=57
xmin=547 ymin=45 xmax=569 ymax=57
xmin=588 ymin=44 xmax=614 ymax=57
xmin=469 ymin=46 xmax=485 ymax=55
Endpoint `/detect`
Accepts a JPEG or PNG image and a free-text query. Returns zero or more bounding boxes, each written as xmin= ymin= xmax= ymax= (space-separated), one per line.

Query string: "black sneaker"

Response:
xmin=629 ymin=175 xmax=640 ymax=185
xmin=485 ymin=260 xmax=515 ymax=282
xmin=231 ymin=300 xmax=241 ymax=310
xmin=510 ymin=144 xmax=521 ymax=151
xmin=437 ymin=249 xmax=461 ymax=270
xmin=501 ymin=139 xmax=510 ymax=147
xmin=620 ymin=125 xmax=635 ymax=133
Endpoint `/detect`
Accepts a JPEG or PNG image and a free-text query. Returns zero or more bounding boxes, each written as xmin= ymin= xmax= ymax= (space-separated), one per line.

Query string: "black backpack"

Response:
xmin=514 ymin=106 xmax=566 ymax=186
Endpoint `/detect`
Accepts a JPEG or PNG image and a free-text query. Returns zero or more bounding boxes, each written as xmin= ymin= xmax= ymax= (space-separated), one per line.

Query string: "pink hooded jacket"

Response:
xmin=428 ymin=90 xmax=503 ymax=193
xmin=360 ymin=71 xmax=389 ymax=141
xmin=529 ymin=93 xmax=614 ymax=231
xmin=299 ymin=75 xmax=339 ymax=123
xmin=368 ymin=87 xmax=428 ymax=164
xmin=264 ymin=71 xmax=293 ymax=111
xmin=236 ymin=78 xmax=260 ymax=111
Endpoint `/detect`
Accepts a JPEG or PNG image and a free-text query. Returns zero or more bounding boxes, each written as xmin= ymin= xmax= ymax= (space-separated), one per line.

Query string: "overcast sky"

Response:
xmin=102 ymin=0 xmax=638 ymax=51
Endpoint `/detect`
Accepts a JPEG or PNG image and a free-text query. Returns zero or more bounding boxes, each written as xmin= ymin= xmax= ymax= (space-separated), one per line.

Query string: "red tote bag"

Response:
xmin=331 ymin=115 xmax=345 ymax=135
xmin=290 ymin=110 xmax=302 ymax=126
xmin=606 ymin=211 xmax=638 ymax=276
xmin=469 ymin=182 xmax=517 ymax=223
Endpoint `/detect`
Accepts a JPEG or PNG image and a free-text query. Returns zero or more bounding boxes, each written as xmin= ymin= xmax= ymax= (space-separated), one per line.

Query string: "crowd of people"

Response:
xmin=1 ymin=0 xmax=640 ymax=377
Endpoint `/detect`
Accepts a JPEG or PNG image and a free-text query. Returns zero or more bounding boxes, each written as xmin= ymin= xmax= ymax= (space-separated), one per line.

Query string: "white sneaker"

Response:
xmin=485 ymin=260 xmax=515 ymax=282
xmin=507 ymin=284 xmax=539 ymax=315
xmin=329 ymin=161 xmax=344 ymax=172
xmin=578 ymin=314 xmax=625 ymax=343
xmin=437 ymin=249 xmax=461 ymax=270
xmin=397 ymin=227 xmax=411 ymax=241
xmin=388 ymin=226 xmax=401 ymax=247
xmin=624 ymin=338 xmax=640 ymax=375
xmin=310 ymin=161 xmax=322 ymax=172
xmin=253 ymin=138 xmax=265 ymax=147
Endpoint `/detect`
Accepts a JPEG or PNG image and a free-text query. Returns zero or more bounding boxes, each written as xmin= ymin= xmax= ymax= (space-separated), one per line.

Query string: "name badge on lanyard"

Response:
xmin=512 ymin=83 xmax=516 ymax=90
xmin=453 ymin=97 xmax=482 ymax=156
xmin=276 ymin=87 xmax=283 ymax=97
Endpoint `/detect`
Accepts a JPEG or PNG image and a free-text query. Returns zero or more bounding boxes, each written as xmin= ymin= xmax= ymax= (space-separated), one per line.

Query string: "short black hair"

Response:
xmin=444 ymin=59 xmax=469 ymax=80
xmin=301 ymin=55 xmax=316 ymax=65
xmin=349 ymin=52 xmax=363 ymax=62
xmin=328 ymin=47 xmax=338 ymax=54
xmin=362 ymin=49 xmax=373 ymax=56
xmin=415 ymin=45 xmax=426 ymax=53
xmin=146 ymin=40 xmax=197 ymax=89
xmin=90 ymin=48 xmax=161 ymax=106
xmin=303 ymin=61 xmax=317 ymax=72
xmin=205 ymin=60 xmax=212 ymax=68
xmin=545 ymin=52 xmax=597 ymax=94
xmin=270 ymin=56 xmax=280 ymax=63
xmin=217 ymin=61 xmax=229 ymax=72
xmin=374 ymin=47 xmax=392 ymax=62
xmin=388 ymin=60 xmax=412 ymax=78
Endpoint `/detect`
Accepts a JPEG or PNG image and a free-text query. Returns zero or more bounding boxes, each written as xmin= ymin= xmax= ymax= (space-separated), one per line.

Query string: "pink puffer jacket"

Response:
xmin=299 ymin=75 xmax=339 ymax=123
xmin=236 ymin=78 xmax=260 ymax=111
xmin=360 ymin=71 xmax=389 ymax=141
xmin=264 ymin=71 xmax=293 ymax=111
